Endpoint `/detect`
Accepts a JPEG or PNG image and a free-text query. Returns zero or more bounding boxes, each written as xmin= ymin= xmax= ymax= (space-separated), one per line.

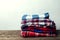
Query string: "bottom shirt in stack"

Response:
xmin=21 ymin=31 xmax=56 ymax=37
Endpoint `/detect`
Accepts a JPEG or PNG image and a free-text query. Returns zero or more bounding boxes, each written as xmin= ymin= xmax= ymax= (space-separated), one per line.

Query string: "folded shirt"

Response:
xmin=21 ymin=31 xmax=56 ymax=37
xmin=21 ymin=25 xmax=56 ymax=30
xmin=21 ymin=23 xmax=56 ymax=30
xmin=21 ymin=25 xmax=56 ymax=33
xmin=22 ymin=13 xmax=49 ymax=20
xmin=21 ymin=19 xmax=55 ymax=27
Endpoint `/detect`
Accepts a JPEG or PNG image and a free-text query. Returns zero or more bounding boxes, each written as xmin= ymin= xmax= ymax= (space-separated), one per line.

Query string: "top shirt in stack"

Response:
xmin=21 ymin=13 xmax=56 ymax=37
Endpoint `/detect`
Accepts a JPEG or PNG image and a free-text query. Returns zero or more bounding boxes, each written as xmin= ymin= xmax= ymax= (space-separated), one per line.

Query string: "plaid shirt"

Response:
xmin=21 ymin=19 xmax=55 ymax=27
xmin=21 ymin=31 xmax=56 ymax=37
xmin=22 ymin=13 xmax=49 ymax=20
xmin=21 ymin=25 xmax=56 ymax=33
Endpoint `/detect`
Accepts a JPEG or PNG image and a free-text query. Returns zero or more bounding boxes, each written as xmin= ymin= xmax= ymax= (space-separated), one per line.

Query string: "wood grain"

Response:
xmin=0 ymin=30 xmax=60 ymax=40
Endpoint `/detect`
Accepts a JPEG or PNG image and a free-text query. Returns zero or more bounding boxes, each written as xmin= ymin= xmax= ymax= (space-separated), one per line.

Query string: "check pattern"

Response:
xmin=21 ymin=13 xmax=56 ymax=37
xmin=21 ymin=31 xmax=56 ymax=37
xmin=21 ymin=19 xmax=55 ymax=27
xmin=22 ymin=13 xmax=49 ymax=20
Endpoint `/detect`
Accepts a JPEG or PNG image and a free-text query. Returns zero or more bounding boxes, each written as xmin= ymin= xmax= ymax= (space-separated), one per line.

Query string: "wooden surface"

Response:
xmin=0 ymin=30 xmax=60 ymax=40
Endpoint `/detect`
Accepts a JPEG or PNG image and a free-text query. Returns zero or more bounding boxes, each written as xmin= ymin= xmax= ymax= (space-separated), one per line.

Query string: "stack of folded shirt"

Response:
xmin=21 ymin=13 xmax=56 ymax=37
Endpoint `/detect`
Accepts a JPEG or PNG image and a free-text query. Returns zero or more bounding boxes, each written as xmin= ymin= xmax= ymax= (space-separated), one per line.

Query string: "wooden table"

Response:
xmin=0 ymin=30 xmax=60 ymax=40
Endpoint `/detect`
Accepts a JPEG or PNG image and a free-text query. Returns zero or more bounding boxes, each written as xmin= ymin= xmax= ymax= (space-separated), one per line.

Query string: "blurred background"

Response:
xmin=0 ymin=0 xmax=60 ymax=30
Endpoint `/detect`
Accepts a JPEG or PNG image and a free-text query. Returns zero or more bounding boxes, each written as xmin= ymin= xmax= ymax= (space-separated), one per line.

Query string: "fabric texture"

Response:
xmin=21 ymin=13 xmax=56 ymax=37
xmin=22 ymin=13 xmax=49 ymax=20
xmin=21 ymin=31 xmax=56 ymax=37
